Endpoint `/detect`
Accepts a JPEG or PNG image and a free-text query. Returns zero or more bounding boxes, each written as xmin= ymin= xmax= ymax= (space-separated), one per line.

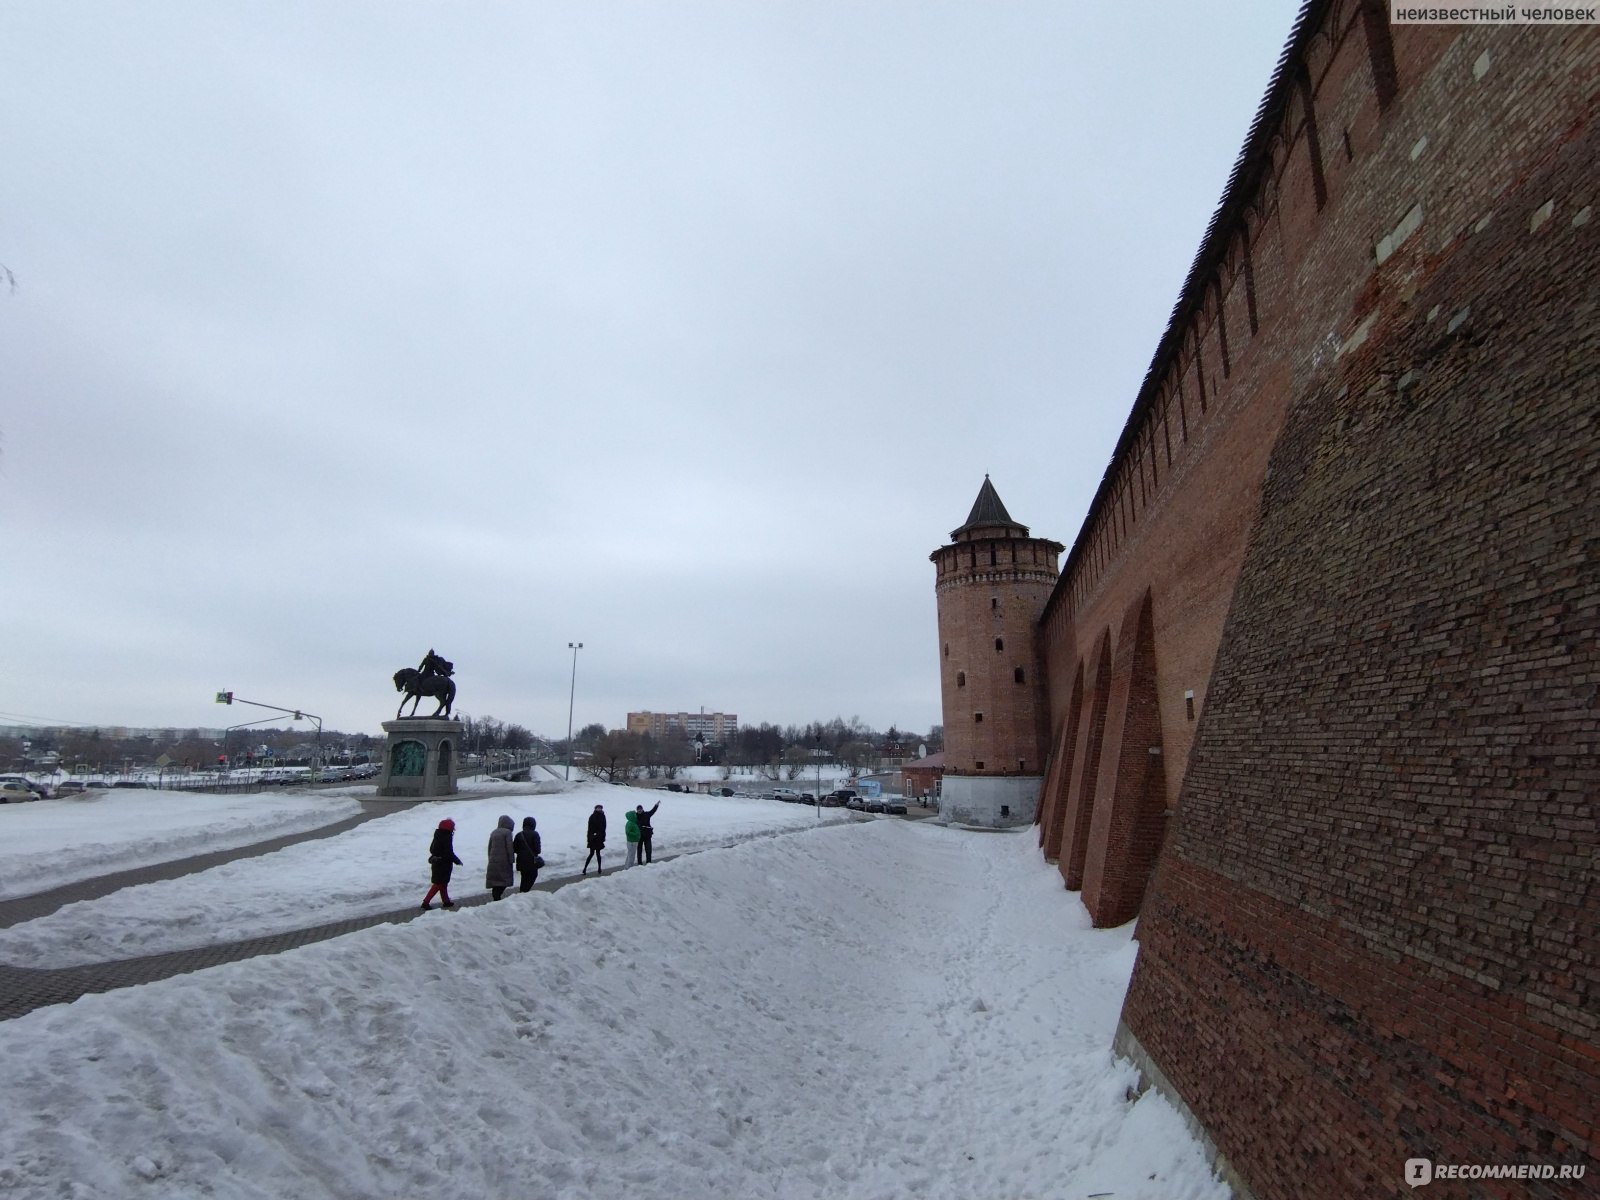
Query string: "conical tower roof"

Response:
xmin=952 ymin=475 xmax=1029 ymax=540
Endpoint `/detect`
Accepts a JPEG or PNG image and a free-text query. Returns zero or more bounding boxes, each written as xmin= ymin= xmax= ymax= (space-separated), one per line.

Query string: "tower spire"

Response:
xmin=953 ymin=475 xmax=1028 ymax=540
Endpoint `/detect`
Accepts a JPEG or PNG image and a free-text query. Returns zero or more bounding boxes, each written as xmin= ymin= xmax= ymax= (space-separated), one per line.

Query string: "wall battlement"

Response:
xmin=1025 ymin=3 xmax=1598 ymax=1195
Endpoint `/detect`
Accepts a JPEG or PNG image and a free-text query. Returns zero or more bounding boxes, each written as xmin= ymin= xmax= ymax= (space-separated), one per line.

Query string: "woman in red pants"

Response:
xmin=422 ymin=818 xmax=463 ymax=910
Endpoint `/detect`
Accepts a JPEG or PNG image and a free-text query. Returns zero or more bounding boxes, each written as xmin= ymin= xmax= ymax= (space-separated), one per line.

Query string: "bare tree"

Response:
xmin=781 ymin=745 xmax=809 ymax=780
xmin=589 ymin=730 xmax=644 ymax=784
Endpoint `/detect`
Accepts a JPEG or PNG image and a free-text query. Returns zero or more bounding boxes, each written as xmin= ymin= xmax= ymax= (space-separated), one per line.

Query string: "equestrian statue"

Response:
xmin=394 ymin=648 xmax=456 ymax=719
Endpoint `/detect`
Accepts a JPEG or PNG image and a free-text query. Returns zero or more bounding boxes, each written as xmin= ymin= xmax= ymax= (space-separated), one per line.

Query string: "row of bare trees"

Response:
xmin=571 ymin=717 xmax=944 ymax=785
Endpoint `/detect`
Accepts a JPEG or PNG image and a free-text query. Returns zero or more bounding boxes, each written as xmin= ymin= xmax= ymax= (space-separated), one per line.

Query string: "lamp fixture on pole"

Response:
xmin=215 ymin=692 xmax=324 ymax=777
xmin=565 ymin=642 xmax=583 ymax=781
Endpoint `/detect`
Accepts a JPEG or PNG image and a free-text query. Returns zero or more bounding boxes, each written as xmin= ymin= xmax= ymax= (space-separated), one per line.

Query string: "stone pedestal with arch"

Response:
xmin=377 ymin=718 xmax=462 ymax=798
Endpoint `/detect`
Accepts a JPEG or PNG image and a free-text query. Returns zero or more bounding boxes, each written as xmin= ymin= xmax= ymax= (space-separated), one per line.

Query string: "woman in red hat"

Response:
xmin=422 ymin=818 xmax=464 ymax=910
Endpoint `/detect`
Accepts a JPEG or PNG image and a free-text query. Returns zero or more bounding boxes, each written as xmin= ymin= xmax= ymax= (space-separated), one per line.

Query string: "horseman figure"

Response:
xmin=394 ymin=647 xmax=457 ymax=719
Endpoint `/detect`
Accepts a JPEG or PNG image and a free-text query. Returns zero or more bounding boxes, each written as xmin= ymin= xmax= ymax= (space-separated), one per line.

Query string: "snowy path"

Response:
xmin=0 ymin=790 xmax=365 ymax=901
xmin=0 ymin=786 xmax=848 ymax=965
xmin=0 ymin=819 xmax=1225 ymax=1200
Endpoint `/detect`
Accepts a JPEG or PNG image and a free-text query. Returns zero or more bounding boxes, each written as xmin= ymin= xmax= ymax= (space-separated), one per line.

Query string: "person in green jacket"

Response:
xmin=624 ymin=807 xmax=641 ymax=868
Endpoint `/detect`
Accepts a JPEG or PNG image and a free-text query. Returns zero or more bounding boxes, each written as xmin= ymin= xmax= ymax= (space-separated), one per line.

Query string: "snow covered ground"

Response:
xmin=0 ymin=781 xmax=847 ymax=965
xmin=0 ymin=789 xmax=1226 ymax=1200
xmin=0 ymin=788 xmax=365 ymax=901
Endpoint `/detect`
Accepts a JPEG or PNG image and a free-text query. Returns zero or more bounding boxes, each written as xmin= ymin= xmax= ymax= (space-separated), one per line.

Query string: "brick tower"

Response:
xmin=931 ymin=477 xmax=1062 ymax=827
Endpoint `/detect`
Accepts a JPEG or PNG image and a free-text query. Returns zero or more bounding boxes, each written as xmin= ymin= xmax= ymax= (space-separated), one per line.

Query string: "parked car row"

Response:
xmin=763 ymin=786 xmax=907 ymax=815
xmin=316 ymin=764 xmax=379 ymax=783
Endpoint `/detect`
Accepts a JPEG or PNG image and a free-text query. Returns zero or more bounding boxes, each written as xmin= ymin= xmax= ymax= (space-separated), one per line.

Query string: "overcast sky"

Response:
xmin=1 ymin=1 xmax=1290 ymax=742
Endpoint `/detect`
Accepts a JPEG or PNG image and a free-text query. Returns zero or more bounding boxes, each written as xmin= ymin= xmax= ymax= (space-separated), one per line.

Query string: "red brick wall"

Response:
xmin=1080 ymin=8 xmax=1600 ymax=1198
xmin=934 ymin=534 xmax=1059 ymax=776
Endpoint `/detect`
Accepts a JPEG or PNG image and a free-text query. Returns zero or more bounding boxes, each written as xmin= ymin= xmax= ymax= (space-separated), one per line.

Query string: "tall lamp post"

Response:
xmin=813 ymin=728 xmax=823 ymax=820
xmin=565 ymin=642 xmax=583 ymax=781
xmin=215 ymin=692 xmax=323 ymax=778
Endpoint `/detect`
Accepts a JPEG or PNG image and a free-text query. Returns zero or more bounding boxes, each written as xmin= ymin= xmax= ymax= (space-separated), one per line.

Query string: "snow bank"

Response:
xmin=0 ymin=821 xmax=1226 ymax=1200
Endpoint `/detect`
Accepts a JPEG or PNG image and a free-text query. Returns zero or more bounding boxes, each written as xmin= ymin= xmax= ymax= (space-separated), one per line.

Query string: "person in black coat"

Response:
xmin=422 ymin=818 xmax=463 ymax=910
xmin=513 ymin=816 xmax=542 ymax=893
xmin=635 ymin=800 xmax=661 ymax=864
xmin=582 ymin=804 xmax=606 ymax=876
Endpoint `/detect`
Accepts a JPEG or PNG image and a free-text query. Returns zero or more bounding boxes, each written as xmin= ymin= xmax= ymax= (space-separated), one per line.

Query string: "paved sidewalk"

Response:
xmin=0 ymin=800 xmax=414 ymax=931
xmin=0 ymin=805 xmax=884 ymax=1023
xmin=0 ymin=799 xmax=423 ymax=1022
xmin=0 ymin=867 xmax=591 ymax=1022
xmin=0 ymin=795 xmax=667 ymax=1023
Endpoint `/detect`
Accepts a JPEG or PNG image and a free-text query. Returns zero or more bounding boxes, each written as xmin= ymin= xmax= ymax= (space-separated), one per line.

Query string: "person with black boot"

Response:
xmin=513 ymin=816 xmax=543 ymax=893
xmin=635 ymin=800 xmax=661 ymax=864
xmin=582 ymin=804 xmax=606 ymax=875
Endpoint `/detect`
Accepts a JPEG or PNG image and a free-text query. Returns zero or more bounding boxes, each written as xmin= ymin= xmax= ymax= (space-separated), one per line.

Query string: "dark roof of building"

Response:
xmin=902 ymin=752 xmax=945 ymax=770
xmin=953 ymin=476 xmax=1029 ymax=538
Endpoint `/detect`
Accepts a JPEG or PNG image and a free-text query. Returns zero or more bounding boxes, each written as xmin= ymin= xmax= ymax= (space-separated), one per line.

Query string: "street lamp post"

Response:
xmin=813 ymin=729 xmax=823 ymax=820
xmin=565 ymin=642 xmax=583 ymax=781
xmin=215 ymin=692 xmax=323 ymax=779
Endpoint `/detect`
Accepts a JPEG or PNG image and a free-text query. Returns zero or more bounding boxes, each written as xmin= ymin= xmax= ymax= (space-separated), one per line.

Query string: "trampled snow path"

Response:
xmin=0 ymin=784 xmax=847 ymax=965
xmin=0 ymin=819 xmax=1226 ymax=1200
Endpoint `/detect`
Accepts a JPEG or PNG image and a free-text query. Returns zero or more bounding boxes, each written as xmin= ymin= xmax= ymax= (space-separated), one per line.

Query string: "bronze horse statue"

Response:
xmin=394 ymin=667 xmax=456 ymax=718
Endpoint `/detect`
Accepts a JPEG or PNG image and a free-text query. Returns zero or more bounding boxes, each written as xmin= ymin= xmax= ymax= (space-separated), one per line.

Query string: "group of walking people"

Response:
xmin=422 ymin=800 xmax=663 ymax=908
xmin=583 ymin=799 xmax=659 ymax=875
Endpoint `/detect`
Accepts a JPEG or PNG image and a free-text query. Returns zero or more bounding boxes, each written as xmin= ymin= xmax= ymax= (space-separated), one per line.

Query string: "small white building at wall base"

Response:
xmin=940 ymin=774 xmax=1043 ymax=829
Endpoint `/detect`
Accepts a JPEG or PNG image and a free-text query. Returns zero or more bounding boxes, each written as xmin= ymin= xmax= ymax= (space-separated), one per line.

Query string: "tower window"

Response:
xmin=991 ymin=597 xmax=998 ymax=609
xmin=995 ymin=637 xmax=1004 ymax=652
xmin=957 ymin=672 xmax=966 ymax=688
xmin=974 ymin=712 xmax=984 ymax=723
xmin=943 ymin=643 xmax=949 ymax=657
xmin=976 ymin=760 xmax=985 ymax=770
xmin=1014 ymin=667 xmax=1025 ymax=684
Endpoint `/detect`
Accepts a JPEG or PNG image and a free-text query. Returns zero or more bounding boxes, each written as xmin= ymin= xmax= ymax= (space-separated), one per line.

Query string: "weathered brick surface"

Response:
xmin=934 ymin=518 xmax=1061 ymax=780
xmin=1028 ymin=5 xmax=1598 ymax=1197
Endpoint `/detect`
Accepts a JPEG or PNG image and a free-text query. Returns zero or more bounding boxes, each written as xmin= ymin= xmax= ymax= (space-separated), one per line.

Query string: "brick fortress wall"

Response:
xmin=936 ymin=539 xmax=1060 ymax=779
xmin=933 ymin=490 xmax=1063 ymax=826
xmin=1028 ymin=3 xmax=1597 ymax=1196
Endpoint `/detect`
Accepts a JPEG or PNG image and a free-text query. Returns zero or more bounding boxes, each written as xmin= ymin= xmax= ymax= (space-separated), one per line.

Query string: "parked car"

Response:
xmin=865 ymin=798 xmax=887 ymax=813
xmin=54 ymin=780 xmax=90 ymax=795
xmin=883 ymin=799 xmax=908 ymax=815
xmin=0 ymin=775 xmax=48 ymax=798
xmin=827 ymin=789 xmax=858 ymax=804
xmin=719 ymin=787 xmax=734 ymax=797
xmin=0 ymin=781 xmax=35 ymax=802
xmin=773 ymin=789 xmax=801 ymax=802
xmin=112 ymin=780 xmax=153 ymax=789
xmin=845 ymin=796 xmax=868 ymax=811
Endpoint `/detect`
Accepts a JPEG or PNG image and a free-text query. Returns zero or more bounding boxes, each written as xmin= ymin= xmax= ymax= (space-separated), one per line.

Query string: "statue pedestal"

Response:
xmin=378 ymin=718 xmax=464 ymax=798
